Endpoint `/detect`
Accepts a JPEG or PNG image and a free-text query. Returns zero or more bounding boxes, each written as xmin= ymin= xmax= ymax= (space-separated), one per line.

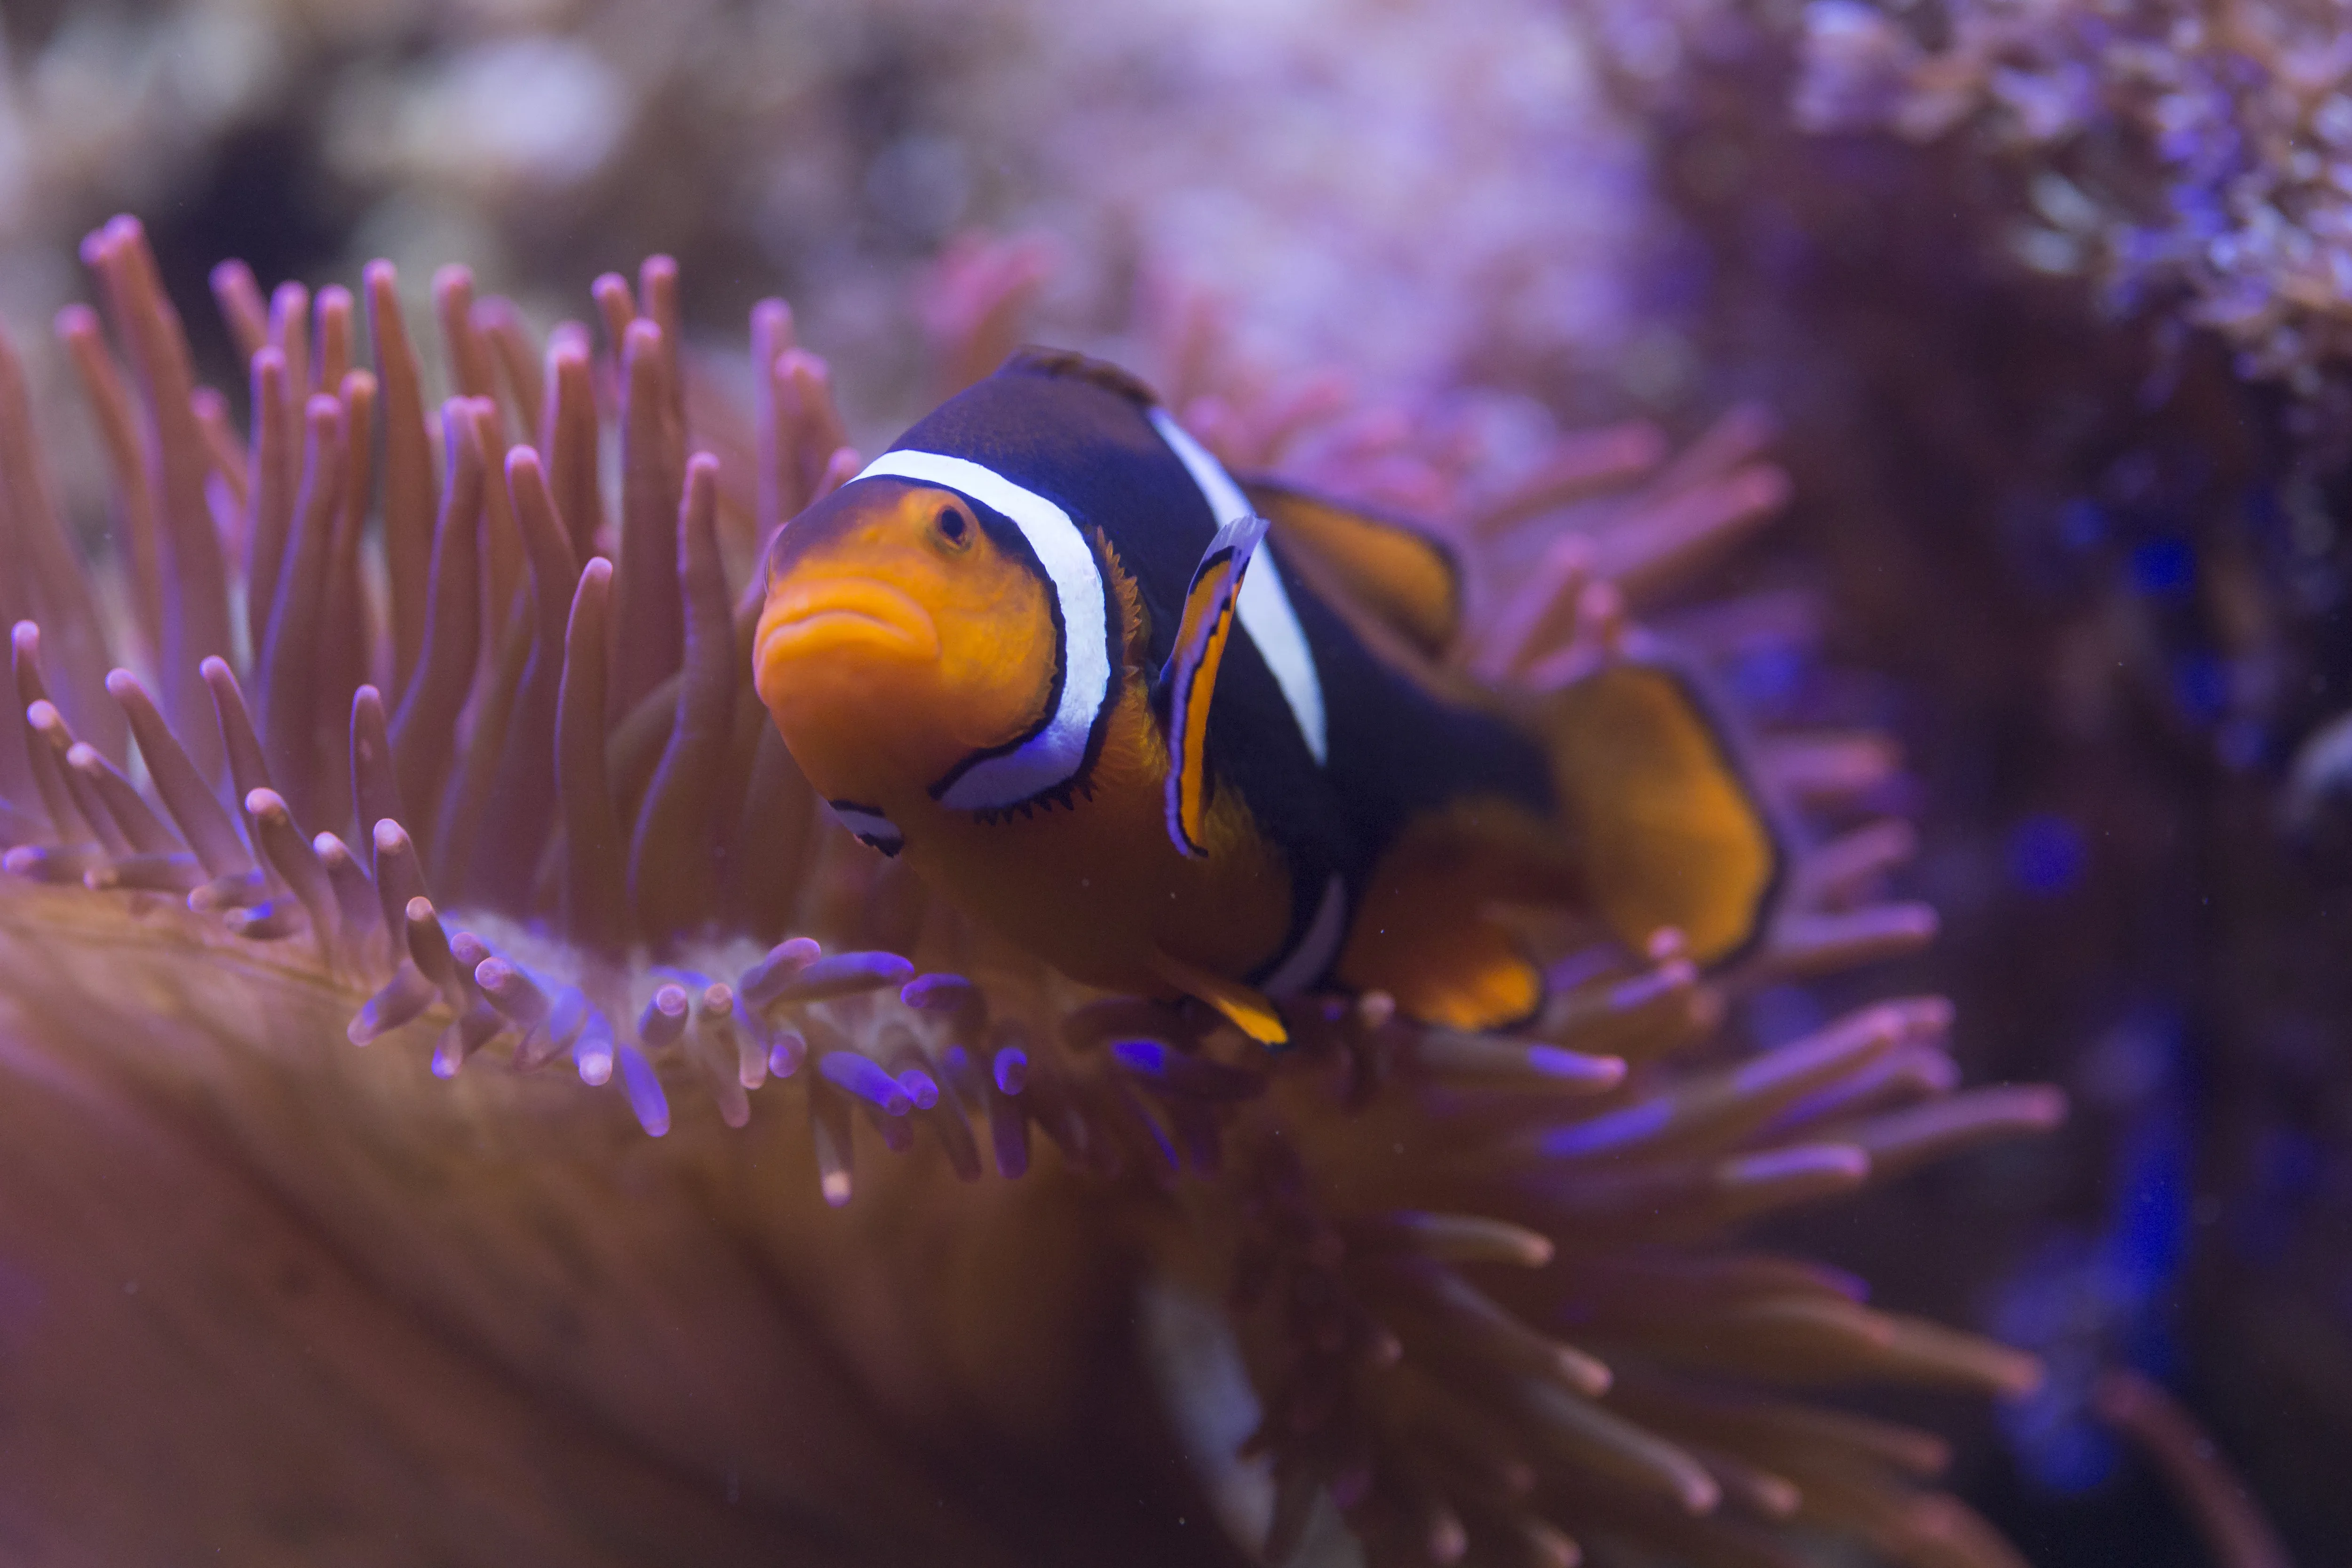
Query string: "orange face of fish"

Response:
xmin=754 ymin=479 xmax=1057 ymax=815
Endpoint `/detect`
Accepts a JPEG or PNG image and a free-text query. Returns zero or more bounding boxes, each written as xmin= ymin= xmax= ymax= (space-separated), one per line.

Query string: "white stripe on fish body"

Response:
xmin=851 ymin=450 xmax=1112 ymax=811
xmin=1148 ymin=408 xmax=1329 ymax=766
xmin=1261 ymin=875 xmax=1347 ymax=996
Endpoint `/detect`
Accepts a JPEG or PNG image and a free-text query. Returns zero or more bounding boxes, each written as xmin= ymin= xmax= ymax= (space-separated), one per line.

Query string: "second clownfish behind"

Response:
xmin=753 ymin=350 xmax=1783 ymax=1044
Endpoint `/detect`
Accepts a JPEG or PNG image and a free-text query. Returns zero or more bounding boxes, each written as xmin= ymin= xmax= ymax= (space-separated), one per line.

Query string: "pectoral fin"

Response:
xmin=1240 ymin=477 xmax=1461 ymax=659
xmin=1158 ymin=512 xmax=1268 ymax=858
xmin=1151 ymin=947 xmax=1288 ymax=1045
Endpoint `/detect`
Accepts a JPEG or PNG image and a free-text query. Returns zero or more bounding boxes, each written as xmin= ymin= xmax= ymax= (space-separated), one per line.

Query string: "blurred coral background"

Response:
xmin=4 ymin=0 xmax=2350 ymax=1564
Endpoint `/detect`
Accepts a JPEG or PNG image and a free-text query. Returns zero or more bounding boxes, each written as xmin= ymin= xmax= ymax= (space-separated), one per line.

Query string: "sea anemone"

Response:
xmin=0 ymin=215 xmax=2061 ymax=1565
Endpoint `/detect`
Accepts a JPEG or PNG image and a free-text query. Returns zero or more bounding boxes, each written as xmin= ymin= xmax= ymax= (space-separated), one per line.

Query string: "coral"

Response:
xmin=1793 ymin=0 xmax=2352 ymax=406
xmin=0 ymin=216 xmax=2058 ymax=1565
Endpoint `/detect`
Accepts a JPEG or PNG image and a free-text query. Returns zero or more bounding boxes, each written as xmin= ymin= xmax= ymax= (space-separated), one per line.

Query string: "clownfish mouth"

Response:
xmin=757 ymin=578 xmax=943 ymax=671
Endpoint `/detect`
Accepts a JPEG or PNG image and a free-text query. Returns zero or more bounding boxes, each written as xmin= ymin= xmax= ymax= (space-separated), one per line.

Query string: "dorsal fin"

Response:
xmin=1157 ymin=511 xmax=1268 ymax=858
xmin=1238 ymin=477 xmax=1462 ymax=659
xmin=996 ymin=346 xmax=1164 ymax=407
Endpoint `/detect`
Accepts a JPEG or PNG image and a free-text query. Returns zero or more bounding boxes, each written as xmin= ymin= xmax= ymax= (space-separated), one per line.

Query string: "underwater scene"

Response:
xmin=0 ymin=0 xmax=2344 ymax=1564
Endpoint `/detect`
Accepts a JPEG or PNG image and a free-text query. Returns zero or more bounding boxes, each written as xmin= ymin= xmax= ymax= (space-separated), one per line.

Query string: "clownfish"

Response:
xmin=753 ymin=350 xmax=1782 ymax=1044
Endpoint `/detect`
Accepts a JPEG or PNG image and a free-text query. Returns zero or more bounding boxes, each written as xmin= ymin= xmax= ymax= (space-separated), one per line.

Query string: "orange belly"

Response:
xmin=893 ymin=678 xmax=1293 ymax=997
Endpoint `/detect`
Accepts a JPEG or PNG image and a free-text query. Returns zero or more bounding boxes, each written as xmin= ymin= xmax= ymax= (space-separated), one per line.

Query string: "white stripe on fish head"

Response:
xmin=850 ymin=450 xmax=1112 ymax=812
xmin=826 ymin=801 xmax=906 ymax=856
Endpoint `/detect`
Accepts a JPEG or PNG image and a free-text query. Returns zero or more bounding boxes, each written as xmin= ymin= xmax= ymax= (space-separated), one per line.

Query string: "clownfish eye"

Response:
xmin=932 ymin=505 xmax=973 ymax=551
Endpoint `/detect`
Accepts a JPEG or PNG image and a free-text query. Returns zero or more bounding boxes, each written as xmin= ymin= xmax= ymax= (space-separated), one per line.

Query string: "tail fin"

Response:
xmin=1544 ymin=659 xmax=1784 ymax=966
